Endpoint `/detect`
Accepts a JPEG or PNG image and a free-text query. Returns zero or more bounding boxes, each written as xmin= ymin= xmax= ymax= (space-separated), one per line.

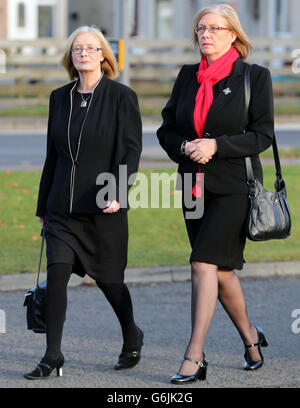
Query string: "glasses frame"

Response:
xmin=71 ymin=46 xmax=102 ymax=55
xmin=195 ymin=26 xmax=231 ymax=35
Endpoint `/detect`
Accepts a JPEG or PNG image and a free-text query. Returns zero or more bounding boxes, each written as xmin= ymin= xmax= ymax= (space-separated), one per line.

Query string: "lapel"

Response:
xmin=204 ymin=57 xmax=245 ymax=129
xmin=54 ymin=81 xmax=75 ymax=153
xmin=186 ymin=57 xmax=245 ymax=135
xmin=68 ymin=74 xmax=108 ymax=159
xmin=184 ymin=64 xmax=200 ymax=139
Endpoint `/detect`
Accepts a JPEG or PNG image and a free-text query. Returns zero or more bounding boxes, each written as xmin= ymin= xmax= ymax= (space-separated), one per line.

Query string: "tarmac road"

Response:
xmin=0 ymin=128 xmax=300 ymax=170
xmin=0 ymin=276 xmax=299 ymax=389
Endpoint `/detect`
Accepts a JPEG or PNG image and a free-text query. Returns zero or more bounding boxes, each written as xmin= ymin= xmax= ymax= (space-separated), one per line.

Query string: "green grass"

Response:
xmin=0 ymin=105 xmax=163 ymax=117
xmin=1 ymin=102 xmax=300 ymax=117
xmin=260 ymin=147 xmax=300 ymax=159
xmin=243 ymin=165 xmax=300 ymax=262
xmin=0 ymin=105 xmax=49 ymax=116
xmin=0 ymin=170 xmax=43 ymax=275
xmin=0 ymin=167 xmax=299 ymax=275
xmin=274 ymin=103 xmax=300 ymax=115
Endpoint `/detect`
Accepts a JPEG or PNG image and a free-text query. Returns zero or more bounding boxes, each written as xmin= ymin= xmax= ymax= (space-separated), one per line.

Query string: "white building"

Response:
xmin=1 ymin=0 xmax=299 ymax=40
xmin=135 ymin=0 xmax=300 ymax=39
xmin=0 ymin=0 xmax=67 ymax=39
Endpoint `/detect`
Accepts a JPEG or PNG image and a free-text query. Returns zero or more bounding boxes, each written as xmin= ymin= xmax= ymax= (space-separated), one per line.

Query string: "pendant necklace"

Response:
xmin=78 ymin=73 xmax=103 ymax=108
xmin=79 ymin=93 xmax=91 ymax=108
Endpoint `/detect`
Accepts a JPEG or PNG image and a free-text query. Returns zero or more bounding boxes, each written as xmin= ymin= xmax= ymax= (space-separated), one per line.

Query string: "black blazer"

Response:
xmin=157 ymin=57 xmax=274 ymax=195
xmin=36 ymin=74 xmax=142 ymax=217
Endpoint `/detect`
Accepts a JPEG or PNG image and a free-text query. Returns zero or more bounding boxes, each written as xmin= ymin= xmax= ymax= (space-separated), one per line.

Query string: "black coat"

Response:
xmin=36 ymin=74 xmax=142 ymax=217
xmin=157 ymin=57 xmax=274 ymax=195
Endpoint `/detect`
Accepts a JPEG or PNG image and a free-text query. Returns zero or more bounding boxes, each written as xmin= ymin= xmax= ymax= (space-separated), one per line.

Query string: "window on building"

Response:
xmin=274 ymin=0 xmax=291 ymax=34
xmin=38 ymin=5 xmax=53 ymax=37
xmin=18 ymin=2 xmax=25 ymax=28
xmin=156 ymin=0 xmax=174 ymax=38
xmin=129 ymin=0 xmax=138 ymax=36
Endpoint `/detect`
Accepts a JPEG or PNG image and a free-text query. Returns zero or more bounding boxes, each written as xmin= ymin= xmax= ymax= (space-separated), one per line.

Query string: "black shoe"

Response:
xmin=114 ymin=327 xmax=144 ymax=370
xmin=170 ymin=353 xmax=208 ymax=384
xmin=24 ymin=354 xmax=64 ymax=380
xmin=243 ymin=326 xmax=268 ymax=371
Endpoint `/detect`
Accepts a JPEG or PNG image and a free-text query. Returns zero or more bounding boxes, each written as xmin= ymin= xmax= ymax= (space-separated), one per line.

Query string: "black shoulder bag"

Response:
xmin=244 ymin=64 xmax=291 ymax=241
xmin=23 ymin=228 xmax=47 ymax=333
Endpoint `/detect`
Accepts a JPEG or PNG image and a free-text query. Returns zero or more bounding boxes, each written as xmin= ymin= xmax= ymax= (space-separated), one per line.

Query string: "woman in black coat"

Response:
xmin=24 ymin=26 xmax=143 ymax=379
xmin=157 ymin=4 xmax=272 ymax=384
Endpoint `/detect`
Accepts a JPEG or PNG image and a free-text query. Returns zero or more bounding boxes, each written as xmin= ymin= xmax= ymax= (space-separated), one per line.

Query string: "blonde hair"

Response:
xmin=192 ymin=3 xmax=254 ymax=60
xmin=61 ymin=25 xmax=118 ymax=80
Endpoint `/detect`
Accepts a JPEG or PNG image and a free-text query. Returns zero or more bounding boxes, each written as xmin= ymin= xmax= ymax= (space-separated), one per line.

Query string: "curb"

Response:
xmin=0 ymin=261 xmax=299 ymax=292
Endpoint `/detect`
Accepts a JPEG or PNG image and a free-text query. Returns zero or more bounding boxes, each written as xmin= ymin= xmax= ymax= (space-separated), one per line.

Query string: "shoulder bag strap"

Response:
xmin=36 ymin=227 xmax=45 ymax=287
xmin=244 ymin=64 xmax=254 ymax=183
xmin=244 ymin=64 xmax=282 ymax=187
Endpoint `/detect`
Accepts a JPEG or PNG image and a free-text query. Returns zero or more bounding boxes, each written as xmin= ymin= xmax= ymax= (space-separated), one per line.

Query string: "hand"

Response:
xmin=103 ymin=200 xmax=120 ymax=214
xmin=188 ymin=139 xmax=217 ymax=164
xmin=184 ymin=141 xmax=197 ymax=157
xmin=39 ymin=217 xmax=44 ymax=227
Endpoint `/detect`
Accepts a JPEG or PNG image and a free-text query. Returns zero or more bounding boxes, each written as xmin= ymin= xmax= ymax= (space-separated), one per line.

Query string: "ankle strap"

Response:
xmin=39 ymin=362 xmax=51 ymax=370
xmin=184 ymin=357 xmax=204 ymax=367
xmin=245 ymin=342 xmax=259 ymax=349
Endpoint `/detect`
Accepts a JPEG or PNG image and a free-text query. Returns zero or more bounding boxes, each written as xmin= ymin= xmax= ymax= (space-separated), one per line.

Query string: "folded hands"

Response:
xmin=185 ymin=139 xmax=217 ymax=164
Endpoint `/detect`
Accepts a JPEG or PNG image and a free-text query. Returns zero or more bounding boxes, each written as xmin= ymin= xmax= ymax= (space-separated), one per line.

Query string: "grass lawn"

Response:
xmin=1 ymin=102 xmax=300 ymax=117
xmin=260 ymin=148 xmax=300 ymax=159
xmin=0 ymin=166 xmax=299 ymax=275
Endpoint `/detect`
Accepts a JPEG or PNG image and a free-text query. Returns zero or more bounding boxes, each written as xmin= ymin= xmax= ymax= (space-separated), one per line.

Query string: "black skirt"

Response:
xmin=183 ymin=189 xmax=250 ymax=270
xmin=44 ymin=210 xmax=128 ymax=283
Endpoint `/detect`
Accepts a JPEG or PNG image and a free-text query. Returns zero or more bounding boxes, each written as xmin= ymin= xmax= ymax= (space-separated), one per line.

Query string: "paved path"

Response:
xmin=1 ymin=261 xmax=300 ymax=292
xmin=0 ymin=277 xmax=299 ymax=389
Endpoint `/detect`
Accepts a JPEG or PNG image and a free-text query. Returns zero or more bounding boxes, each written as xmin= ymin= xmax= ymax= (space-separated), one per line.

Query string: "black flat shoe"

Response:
xmin=24 ymin=354 xmax=64 ymax=380
xmin=243 ymin=326 xmax=268 ymax=371
xmin=114 ymin=327 xmax=144 ymax=370
xmin=170 ymin=354 xmax=208 ymax=384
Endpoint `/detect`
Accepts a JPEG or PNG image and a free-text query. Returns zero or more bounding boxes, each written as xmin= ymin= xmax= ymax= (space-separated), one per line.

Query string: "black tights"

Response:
xmin=44 ymin=263 xmax=138 ymax=360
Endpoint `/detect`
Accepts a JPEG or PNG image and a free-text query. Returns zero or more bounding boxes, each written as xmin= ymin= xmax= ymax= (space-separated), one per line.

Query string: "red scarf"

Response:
xmin=192 ymin=46 xmax=239 ymax=197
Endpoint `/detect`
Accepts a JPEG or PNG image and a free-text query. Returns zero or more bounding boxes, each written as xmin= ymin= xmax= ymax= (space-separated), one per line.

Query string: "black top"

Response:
xmin=43 ymin=90 xmax=129 ymax=282
xmin=157 ymin=57 xmax=274 ymax=195
xmin=70 ymin=91 xmax=92 ymax=159
xmin=36 ymin=74 xmax=142 ymax=217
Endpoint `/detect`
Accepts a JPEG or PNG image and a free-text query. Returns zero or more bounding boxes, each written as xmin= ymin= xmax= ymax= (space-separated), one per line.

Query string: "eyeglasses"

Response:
xmin=195 ymin=25 xmax=231 ymax=35
xmin=71 ymin=46 xmax=102 ymax=55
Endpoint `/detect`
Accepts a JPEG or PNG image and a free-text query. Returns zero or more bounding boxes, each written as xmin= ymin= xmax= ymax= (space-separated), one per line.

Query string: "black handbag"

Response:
xmin=244 ymin=64 xmax=291 ymax=241
xmin=23 ymin=228 xmax=47 ymax=333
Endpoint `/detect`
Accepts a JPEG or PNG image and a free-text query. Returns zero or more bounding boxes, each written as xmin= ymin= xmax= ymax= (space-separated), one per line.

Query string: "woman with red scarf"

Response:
xmin=157 ymin=4 xmax=273 ymax=384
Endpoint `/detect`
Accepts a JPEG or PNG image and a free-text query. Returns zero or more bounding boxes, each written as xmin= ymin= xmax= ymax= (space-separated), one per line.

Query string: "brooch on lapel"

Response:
xmin=223 ymin=88 xmax=232 ymax=95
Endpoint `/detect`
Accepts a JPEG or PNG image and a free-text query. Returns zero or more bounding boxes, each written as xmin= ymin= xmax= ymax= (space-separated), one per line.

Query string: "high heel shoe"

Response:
xmin=114 ymin=327 xmax=144 ymax=370
xmin=243 ymin=326 xmax=268 ymax=371
xmin=170 ymin=353 xmax=208 ymax=384
xmin=24 ymin=354 xmax=64 ymax=380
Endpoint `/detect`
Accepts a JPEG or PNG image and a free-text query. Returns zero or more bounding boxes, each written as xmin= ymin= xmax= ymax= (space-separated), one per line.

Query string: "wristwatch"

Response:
xmin=180 ymin=140 xmax=189 ymax=156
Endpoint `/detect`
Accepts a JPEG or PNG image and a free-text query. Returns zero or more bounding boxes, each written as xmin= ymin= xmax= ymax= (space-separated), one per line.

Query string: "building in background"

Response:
xmin=0 ymin=0 xmax=299 ymax=40
xmin=0 ymin=0 xmax=67 ymax=39
xmin=135 ymin=0 xmax=300 ymax=39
